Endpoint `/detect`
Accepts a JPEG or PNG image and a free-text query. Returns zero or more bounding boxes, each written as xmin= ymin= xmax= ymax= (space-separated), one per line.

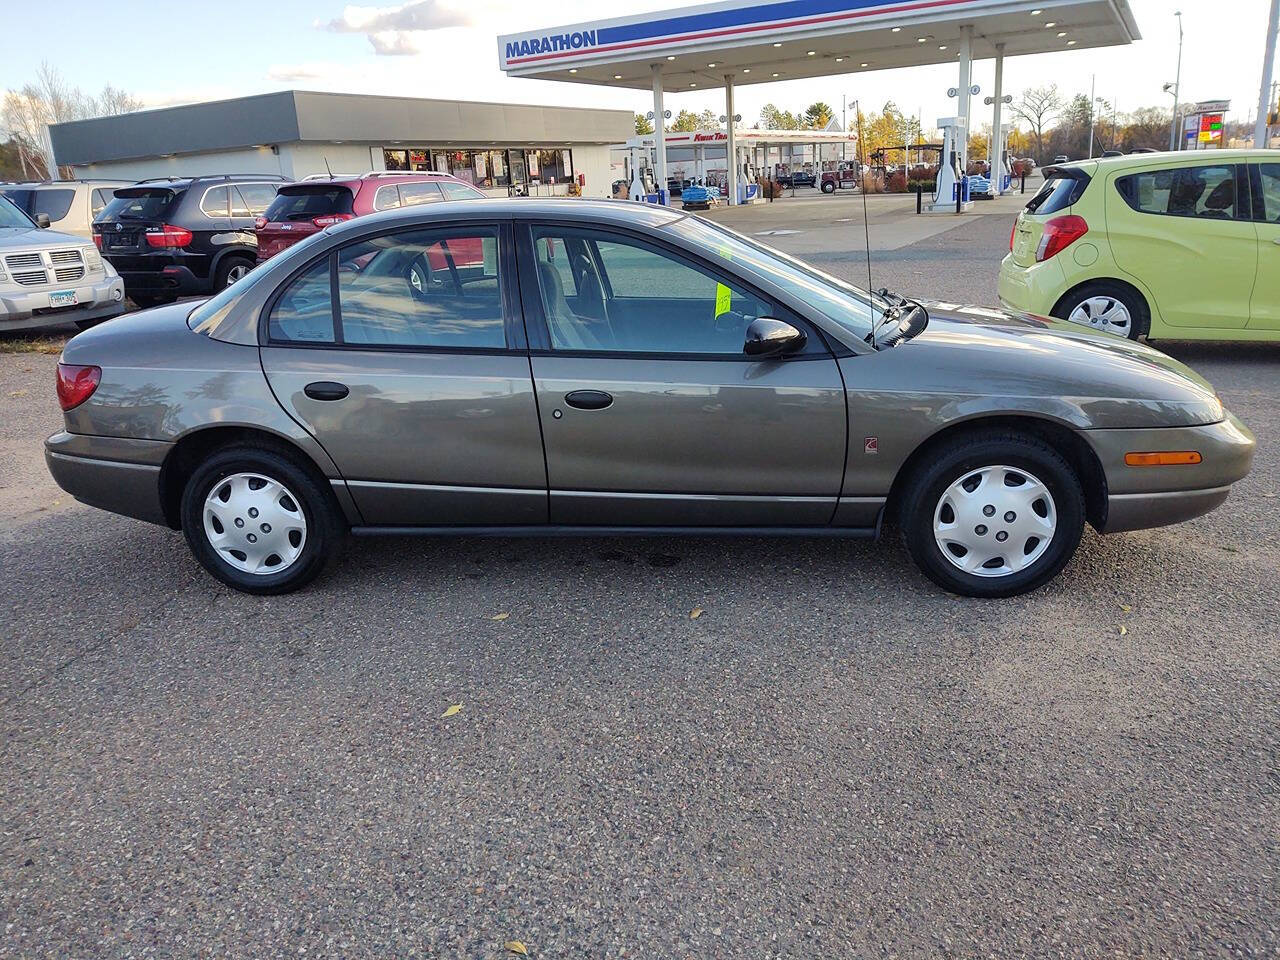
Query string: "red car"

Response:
xmin=255 ymin=172 xmax=486 ymax=261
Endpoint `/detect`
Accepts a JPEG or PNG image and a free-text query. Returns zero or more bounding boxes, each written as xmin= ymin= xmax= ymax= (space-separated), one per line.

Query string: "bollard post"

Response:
xmin=1021 ymin=173 xmax=1026 ymax=194
xmin=916 ymin=184 xmax=922 ymax=215
xmin=955 ymin=180 xmax=961 ymax=214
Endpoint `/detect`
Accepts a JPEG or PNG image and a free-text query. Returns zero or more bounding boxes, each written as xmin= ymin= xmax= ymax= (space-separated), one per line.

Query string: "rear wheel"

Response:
xmin=214 ymin=255 xmax=255 ymax=291
xmin=898 ymin=431 xmax=1085 ymax=598
xmin=1052 ymin=281 xmax=1149 ymax=341
xmin=821 ymin=180 xmax=836 ymax=194
xmin=180 ymin=446 xmax=343 ymax=594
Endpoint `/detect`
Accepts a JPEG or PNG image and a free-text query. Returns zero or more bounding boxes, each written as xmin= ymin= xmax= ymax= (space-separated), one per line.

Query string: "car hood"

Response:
xmin=885 ymin=302 xmax=1224 ymax=429
xmin=0 ymin=225 xmax=86 ymax=248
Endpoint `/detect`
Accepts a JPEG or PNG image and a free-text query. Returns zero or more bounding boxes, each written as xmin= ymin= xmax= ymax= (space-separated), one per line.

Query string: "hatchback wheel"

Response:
xmin=180 ymin=446 xmax=343 ymax=594
xmin=1054 ymin=281 xmax=1149 ymax=341
xmin=898 ymin=431 xmax=1084 ymax=598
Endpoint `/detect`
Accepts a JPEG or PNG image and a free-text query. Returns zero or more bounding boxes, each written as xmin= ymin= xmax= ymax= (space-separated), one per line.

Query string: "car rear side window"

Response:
xmin=264 ymin=187 xmax=355 ymax=222
xmin=397 ymin=181 xmax=444 ymax=206
xmin=1025 ymin=174 xmax=1088 ymax=215
xmin=1258 ymin=164 xmax=1280 ymax=222
xmin=0 ymin=188 xmax=75 ymax=222
xmin=441 ymin=181 xmax=485 ymax=201
xmin=336 ymin=227 xmax=505 ymax=349
xmin=1115 ymin=165 xmax=1239 ymax=219
xmin=372 ymin=184 xmax=401 ymax=211
xmin=200 ymin=186 xmax=230 ymax=218
xmin=268 ymin=256 xmax=336 ymax=344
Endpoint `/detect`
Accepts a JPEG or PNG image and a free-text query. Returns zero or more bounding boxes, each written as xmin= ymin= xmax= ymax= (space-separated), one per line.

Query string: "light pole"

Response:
xmin=1087 ymin=74 xmax=1096 ymax=158
xmin=1168 ymin=10 xmax=1183 ymax=151
xmin=1256 ymin=0 xmax=1279 ymax=148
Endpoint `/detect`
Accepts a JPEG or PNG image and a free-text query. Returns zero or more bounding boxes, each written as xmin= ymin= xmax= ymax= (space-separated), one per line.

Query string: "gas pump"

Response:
xmin=628 ymin=145 xmax=651 ymax=202
xmin=997 ymin=123 xmax=1013 ymax=193
xmin=927 ymin=116 xmax=973 ymax=213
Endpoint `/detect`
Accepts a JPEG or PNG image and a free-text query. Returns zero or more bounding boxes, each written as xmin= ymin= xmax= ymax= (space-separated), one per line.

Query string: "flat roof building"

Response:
xmin=48 ymin=90 xmax=634 ymax=199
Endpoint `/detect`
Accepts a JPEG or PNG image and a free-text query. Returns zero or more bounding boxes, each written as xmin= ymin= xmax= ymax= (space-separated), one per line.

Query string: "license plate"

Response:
xmin=49 ymin=290 xmax=77 ymax=308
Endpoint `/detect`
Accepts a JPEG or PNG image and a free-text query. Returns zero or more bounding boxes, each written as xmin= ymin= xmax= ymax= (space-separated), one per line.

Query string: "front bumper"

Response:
xmin=1089 ymin=413 xmax=1256 ymax=533
xmin=44 ymin=431 xmax=173 ymax=527
xmin=0 ymin=275 xmax=126 ymax=332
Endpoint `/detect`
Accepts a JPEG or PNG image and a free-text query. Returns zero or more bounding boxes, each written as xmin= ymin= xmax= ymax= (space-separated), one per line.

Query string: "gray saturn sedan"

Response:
xmin=45 ymin=199 xmax=1254 ymax=597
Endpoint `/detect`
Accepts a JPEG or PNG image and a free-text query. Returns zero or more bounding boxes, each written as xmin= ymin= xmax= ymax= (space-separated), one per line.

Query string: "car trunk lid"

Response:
xmin=94 ymin=187 xmax=182 ymax=255
xmin=256 ymin=184 xmax=355 ymax=261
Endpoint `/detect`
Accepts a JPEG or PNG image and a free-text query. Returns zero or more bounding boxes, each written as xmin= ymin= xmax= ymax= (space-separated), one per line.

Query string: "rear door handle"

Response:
xmin=303 ymin=381 xmax=349 ymax=401
xmin=564 ymin=389 xmax=613 ymax=410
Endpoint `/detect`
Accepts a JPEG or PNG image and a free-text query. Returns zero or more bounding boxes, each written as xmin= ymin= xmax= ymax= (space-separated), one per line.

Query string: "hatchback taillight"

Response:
xmin=312 ymin=214 xmax=354 ymax=228
xmin=1009 ymin=220 xmax=1017 ymax=251
xmin=144 ymin=224 xmax=193 ymax=248
xmin=56 ymin=363 xmax=101 ymax=411
xmin=1035 ymin=215 xmax=1088 ymax=262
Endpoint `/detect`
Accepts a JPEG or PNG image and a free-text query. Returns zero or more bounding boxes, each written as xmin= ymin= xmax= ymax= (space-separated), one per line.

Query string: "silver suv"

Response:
xmin=0 ymin=180 xmax=131 ymax=239
xmin=0 ymin=194 xmax=125 ymax=333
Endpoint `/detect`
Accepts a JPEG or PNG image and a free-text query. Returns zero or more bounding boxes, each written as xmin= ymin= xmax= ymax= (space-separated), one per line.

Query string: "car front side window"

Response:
xmin=530 ymin=226 xmax=771 ymax=355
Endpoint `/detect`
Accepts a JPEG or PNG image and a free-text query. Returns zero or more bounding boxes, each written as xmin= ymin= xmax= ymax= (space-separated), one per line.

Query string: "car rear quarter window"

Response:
xmin=90 ymin=188 xmax=113 ymax=218
xmin=336 ymin=227 xmax=504 ymax=348
xmin=441 ymin=181 xmax=485 ymax=201
xmin=267 ymin=256 xmax=336 ymax=343
xmin=200 ymin=186 xmax=231 ymax=218
xmin=237 ymin=184 xmax=278 ymax=217
xmin=1024 ymin=174 xmax=1088 ymax=215
xmin=1259 ymin=164 xmax=1280 ymax=222
xmin=1115 ymin=165 xmax=1239 ymax=219
xmin=265 ymin=187 xmax=355 ymax=222
xmin=372 ymin=184 xmax=401 ymax=211
xmin=397 ymin=181 xmax=444 ymax=206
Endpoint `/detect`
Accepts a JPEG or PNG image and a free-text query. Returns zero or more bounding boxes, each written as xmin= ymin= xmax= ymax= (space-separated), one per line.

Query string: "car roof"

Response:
xmin=1054 ymin=147 xmax=1280 ymax=172
xmin=320 ymin=197 xmax=684 ymax=238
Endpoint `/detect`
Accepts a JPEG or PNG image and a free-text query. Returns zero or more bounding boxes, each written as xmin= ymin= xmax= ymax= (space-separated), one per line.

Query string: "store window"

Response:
xmin=489 ymin=150 xmax=508 ymax=188
xmin=409 ymin=149 xmax=430 ymax=171
xmin=383 ymin=149 xmax=409 ymax=171
xmin=533 ymin=149 xmax=573 ymax=184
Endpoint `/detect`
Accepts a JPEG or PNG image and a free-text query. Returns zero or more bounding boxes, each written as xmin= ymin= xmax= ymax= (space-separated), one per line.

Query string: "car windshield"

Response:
xmin=665 ymin=214 xmax=889 ymax=339
xmin=0 ymin=194 xmax=34 ymax=229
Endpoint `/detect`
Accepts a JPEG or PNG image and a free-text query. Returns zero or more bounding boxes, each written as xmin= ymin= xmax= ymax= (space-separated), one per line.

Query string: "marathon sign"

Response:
xmin=504 ymin=30 xmax=598 ymax=62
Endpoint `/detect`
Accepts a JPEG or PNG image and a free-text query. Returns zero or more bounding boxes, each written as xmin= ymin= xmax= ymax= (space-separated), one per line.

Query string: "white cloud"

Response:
xmin=319 ymin=0 xmax=474 ymax=56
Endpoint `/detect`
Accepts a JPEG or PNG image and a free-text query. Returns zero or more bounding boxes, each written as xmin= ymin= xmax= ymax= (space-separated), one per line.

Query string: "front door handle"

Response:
xmin=303 ymin=381 xmax=349 ymax=401
xmin=564 ymin=389 xmax=613 ymax=410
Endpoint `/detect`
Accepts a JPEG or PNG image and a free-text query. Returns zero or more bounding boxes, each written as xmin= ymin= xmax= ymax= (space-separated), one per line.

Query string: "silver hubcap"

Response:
xmin=1068 ymin=295 xmax=1132 ymax=337
xmin=933 ymin=465 xmax=1057 ymax=578
xmin=225 ymin=263 xmax=251 ymax=286
xmin=203 ymin=473 xmax=307 ymax=575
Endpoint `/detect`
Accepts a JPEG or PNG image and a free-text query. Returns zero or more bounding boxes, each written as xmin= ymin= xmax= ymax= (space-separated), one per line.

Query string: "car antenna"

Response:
xmin=323 ymin=156 xmax=334 ymax=179
xmin=853 ymin=100 xmax=874 ymax=296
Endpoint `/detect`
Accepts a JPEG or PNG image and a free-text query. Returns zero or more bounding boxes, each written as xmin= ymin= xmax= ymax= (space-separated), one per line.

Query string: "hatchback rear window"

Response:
xmin=0 ymin=188 xmax=75 ymax=222
xmin=1024 ymin=174 xmax=1089 ymax=216
xmin=99 ymin=189 xmax=179 ymax=222
xmin=264 ymin=187 xmax=355 ymax=222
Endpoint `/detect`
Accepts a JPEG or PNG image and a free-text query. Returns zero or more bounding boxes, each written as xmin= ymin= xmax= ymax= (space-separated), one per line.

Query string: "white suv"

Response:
xmin=0 ymin=194 xmax=125 ymax=333
xmin=0 ymin=180 xmax=131 ymax=239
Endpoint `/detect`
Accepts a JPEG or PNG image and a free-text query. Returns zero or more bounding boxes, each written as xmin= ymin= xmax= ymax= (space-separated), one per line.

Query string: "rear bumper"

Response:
xmin=0 ymin=277 xmax=126 ymax=332
xmin=1090 ymin=413 xmax=1256 ymax=533
xmin=44 ymin=431 xmax=172 ymax=527
xmin=997 ymin=254 xmax=1068 ymax=316
xmin=118 ymin=265 xmax=207 ymax=297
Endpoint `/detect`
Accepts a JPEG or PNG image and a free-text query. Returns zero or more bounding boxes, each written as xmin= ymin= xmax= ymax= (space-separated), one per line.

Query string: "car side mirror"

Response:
xmin=744 ymin=317 xmax=806 ymax=357
xmin=36 ymin=213 xmax=51 ymax=228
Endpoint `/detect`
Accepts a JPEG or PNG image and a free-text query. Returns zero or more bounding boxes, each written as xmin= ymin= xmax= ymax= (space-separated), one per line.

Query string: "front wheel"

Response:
xmin=897 ymin=432 xmax=1085 ymax=598
xmin=821 ymin=181 xmax=836 ymax=194
xmin=180 ymin=446 xmax=344 ymax=594
xmin=1052 ymin=281 xmax=1149 ymax=341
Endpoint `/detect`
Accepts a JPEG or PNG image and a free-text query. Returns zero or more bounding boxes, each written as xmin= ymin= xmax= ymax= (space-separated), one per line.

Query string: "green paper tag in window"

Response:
xmin=715 ymin=282 xmax=732 ymax=318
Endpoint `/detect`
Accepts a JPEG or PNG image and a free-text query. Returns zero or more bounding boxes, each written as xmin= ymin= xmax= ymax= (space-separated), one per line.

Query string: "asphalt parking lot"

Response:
xmin=1 ymin=200 xmax=1277 ymax=958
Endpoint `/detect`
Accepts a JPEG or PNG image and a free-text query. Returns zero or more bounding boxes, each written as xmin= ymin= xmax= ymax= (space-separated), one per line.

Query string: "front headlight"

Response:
xmin=83 ymin=247 xmax=103 ymax=273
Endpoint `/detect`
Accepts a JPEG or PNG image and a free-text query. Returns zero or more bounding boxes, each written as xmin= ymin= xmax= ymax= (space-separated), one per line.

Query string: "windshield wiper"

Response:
xmin=864 ymin=287 xmax=922 ymax=347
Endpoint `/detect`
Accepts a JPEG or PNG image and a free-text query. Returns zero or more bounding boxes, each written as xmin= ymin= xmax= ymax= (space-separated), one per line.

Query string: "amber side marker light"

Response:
xmin=1124 ymin=451 xmax=1202 ymax=466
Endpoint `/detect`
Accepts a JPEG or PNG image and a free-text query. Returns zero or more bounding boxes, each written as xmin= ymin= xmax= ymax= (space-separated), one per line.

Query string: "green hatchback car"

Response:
xmin=999 ymin=149 xmax=1280 ymax=341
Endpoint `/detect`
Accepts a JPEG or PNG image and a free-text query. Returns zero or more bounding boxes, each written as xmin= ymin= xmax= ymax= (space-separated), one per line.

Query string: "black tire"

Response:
xmin=180 ymin=446 xmax=345 ymax=595
xmin=129 ymin=293 xmax=176 ymax=309
xmin=897 ymin=431 xmax=1085 ymax=598
xmin=821 ymin=180 xmax=836 ymax=194
xmin=1051 ymin=280 xmax=1150 ymax=341
xmin=213 ymin=255 xmax=255 ymax=291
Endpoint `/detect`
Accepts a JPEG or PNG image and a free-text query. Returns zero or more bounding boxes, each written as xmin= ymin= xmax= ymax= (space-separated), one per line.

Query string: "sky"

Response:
xmin=0 ymin=0 xmax=1274 ymax=134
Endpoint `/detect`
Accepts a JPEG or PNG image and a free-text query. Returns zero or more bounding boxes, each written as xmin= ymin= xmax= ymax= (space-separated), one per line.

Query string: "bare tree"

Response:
xmin=2 ymin=63 xmax=143 ymax=179
xmin=1010 ymin=84 xmax=1062 ymax=161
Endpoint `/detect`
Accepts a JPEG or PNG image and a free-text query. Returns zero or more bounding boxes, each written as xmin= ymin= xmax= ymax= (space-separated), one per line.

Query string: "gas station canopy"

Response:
xmin=497 ymin=0 xmax=1140 ymax=88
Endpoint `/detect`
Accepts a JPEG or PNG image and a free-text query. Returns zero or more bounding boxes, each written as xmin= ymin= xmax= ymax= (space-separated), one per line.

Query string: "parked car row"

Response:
xmin=0 ymin=170 xmax=486 ymax=332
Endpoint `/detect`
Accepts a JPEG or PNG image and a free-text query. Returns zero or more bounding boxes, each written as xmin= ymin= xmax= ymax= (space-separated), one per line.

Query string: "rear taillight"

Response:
xmin=144 ymin=224 xmax=193 ymax=248
xmin=254 ymin=216 xmax=267 ymax=230
xmin=93 ymin=234 xmax=103 ymax=249
xmin=56 ymin=363 xmax=101 ymax=411
xmin=1009 ymin=221 xmax=1017 ymax=251
xmin=1035 ymin=215 xmax=1088 ymax=262
xmin=312 ymin=214 xmax=354 ymax=228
